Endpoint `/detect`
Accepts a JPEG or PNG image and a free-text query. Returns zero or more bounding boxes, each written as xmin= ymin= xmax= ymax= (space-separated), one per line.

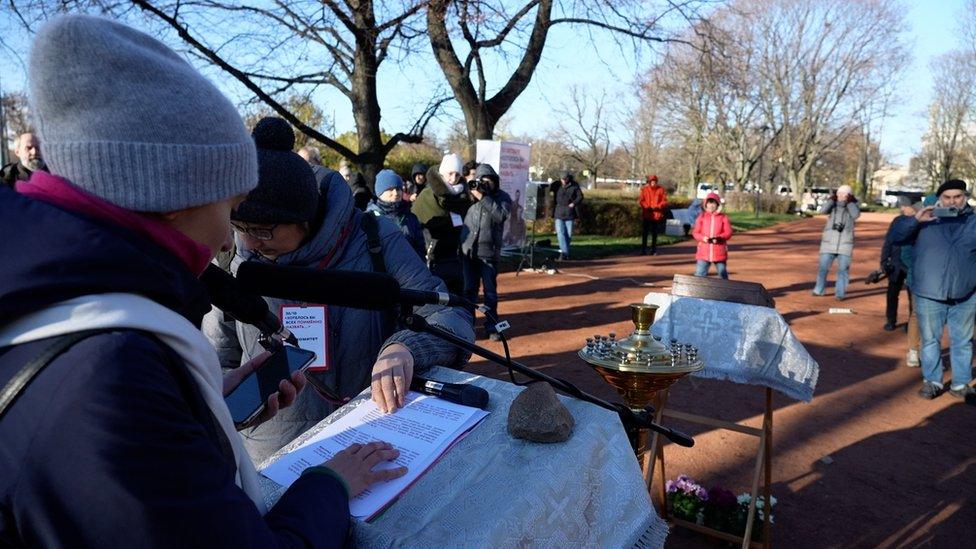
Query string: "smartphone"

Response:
xmin=225 ymin=346 xmax=317 ymax=429
xmin=933 ymin=206 xmax=959 ymax=218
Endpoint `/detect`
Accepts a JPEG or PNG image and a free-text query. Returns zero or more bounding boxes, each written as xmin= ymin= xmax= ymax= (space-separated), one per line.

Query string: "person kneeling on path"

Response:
xmin=461 ymin=164 xmax=512 ymax=340
xmin=890 ymin=180 xmax=976 ymax=400
xmin=367 ymin=169 xmax=426 ymax=260
xmin=0 ymin=15 xmax=403 ymax=547
xmin=638 ymin=174 xmax=668 ymax=255
xmin=205 ymin=118 xmax=474 ymax=463
xmin=813 ymin=184 xmax=860 ymax=300
xmin=692 ymin=192 xmax=733 ymax=279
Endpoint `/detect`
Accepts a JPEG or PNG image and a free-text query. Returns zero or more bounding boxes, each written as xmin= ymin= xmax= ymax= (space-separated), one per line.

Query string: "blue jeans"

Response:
xmin=814 ymin=253 xmax=851 ymax=298
xmin=462 ymin=255 xmax=499 ymax=334
xmin=694 ymin=260 xmax=728 ymax=279
xmin=555 ymin=219 xmax=574 ymax=255
xmin=914 ymin=293 xmax=976 ymax=387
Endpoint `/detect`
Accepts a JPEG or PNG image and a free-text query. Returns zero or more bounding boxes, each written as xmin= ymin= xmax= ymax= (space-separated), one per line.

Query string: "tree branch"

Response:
xmin=129 ymin=0 xmax=358 ymax=161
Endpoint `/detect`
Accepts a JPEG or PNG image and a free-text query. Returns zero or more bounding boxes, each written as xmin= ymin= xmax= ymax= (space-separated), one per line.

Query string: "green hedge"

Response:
xmin=533 ymin=196 xmax=691 ymax=237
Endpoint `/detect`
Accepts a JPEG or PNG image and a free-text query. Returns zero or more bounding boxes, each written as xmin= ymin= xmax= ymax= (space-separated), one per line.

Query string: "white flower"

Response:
xmin=737 ymin=493 xmax=751 ymax=504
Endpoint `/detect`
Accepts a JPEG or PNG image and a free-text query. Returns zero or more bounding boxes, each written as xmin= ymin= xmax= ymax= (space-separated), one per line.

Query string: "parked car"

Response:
xmin=696 ymin=182 xmax=716 ymax=199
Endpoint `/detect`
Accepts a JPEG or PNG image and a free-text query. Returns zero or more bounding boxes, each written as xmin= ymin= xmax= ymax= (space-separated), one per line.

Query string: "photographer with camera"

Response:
xmin=880 ymin=196 xmax=918 ymax=331
xmin=813 ymin=185 xmax=860 ymax=300
xmin=890 ymin=180 xmax=976 ymax=400
xmin=461 ymin=164 xmax=511 ymax=340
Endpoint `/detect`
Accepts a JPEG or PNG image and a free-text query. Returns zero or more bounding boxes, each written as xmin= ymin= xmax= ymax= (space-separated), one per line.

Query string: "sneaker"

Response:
xmin=883 ymin=321 xmax=896 ymax=331
xmin=906 ymin=349 xmax=920 ymax=368
xmin=948 ymin=384 xmax=975 ymax=399
xmin=811 ymin=291 xmax=824 ymax=297
xmin=917 ymin=382 xmax=942 ymax=400
xmin=488 ymin=333 xmax=502 ymax=342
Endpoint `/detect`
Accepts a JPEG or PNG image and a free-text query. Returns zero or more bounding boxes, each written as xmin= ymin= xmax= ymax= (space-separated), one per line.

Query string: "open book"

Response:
xmin=261 ymin=391 xmax=489 ymax=520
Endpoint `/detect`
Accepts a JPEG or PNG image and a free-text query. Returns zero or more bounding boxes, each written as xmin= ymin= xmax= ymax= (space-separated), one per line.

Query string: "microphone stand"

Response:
xmin=399 ymin=309 xmax=694 ymax=448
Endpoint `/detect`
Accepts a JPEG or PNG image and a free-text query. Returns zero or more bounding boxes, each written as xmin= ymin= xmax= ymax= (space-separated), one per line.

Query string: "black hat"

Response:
xmin=474 ymin=163 xmax=499 ymax=184
xmin=936 ymin=179 xmax=968 ymax=197
xmin=411 ymin=163 xmax=428 ymax=177
xmin=233 ymin=117 xmax=319 ymax=224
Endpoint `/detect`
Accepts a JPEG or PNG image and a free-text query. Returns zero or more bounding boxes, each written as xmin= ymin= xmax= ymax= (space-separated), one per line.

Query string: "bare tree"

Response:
xmin=751 ymin=0 xmax=908 ymax=195
xmin=426 ymin=0 xmax=704 ymax=156
xmin=10 ymin=0 xmax=446 ymax=181
xmin=919 ymin=51 xmax=976 ymax=186
xmin=554 ymin=87 xmax=611 ymax=188
xmin=642 ymin=39 xmax=716 ymax=193
xmin=1 ymin=92 xmax=33 ymax=138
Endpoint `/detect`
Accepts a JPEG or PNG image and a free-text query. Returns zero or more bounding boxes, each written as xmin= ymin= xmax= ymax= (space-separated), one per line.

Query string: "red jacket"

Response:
xmin=638 ymin=184 xmax=668 ymax=221
xmin=693 ymin=211 xmax=733 ymax=262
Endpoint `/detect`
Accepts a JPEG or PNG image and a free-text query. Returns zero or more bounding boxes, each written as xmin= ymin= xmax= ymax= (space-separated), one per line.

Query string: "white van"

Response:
xmin=696 ymin=182 xmax=716 ymax=199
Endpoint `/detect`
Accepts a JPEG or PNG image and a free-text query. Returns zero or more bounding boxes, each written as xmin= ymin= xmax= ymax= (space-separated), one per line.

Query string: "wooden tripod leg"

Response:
xmin=643 ymin=391 xmax=669 ymax=511
xmin=762 ymin=388 xmax=773 ymax=549
xmin=741 ymin=422 xmax=767 ymax=549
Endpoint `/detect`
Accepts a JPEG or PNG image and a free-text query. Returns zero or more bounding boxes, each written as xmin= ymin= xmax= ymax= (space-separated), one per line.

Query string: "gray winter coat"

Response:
xmin=203 ymin=170 xmax=474 ymax=463
xmin=819 ymin=199 xmax=860 ymax=256
xmin=461 ymin=189 xmax=512 ymax=261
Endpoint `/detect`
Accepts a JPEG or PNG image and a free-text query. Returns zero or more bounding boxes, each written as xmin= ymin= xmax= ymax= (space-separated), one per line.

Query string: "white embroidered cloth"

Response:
xmin=644 ymin=293 xmax=819 ymax=402
xmin=260 ymin=367 xmax=667 ymax=548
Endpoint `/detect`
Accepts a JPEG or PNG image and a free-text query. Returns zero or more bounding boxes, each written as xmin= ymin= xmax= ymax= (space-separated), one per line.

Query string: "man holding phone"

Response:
xmin=890 ymin=179 xmax=976 ymax=400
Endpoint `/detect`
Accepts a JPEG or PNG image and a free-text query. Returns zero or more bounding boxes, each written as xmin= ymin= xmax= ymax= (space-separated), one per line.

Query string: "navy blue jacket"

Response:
xmin=881 ymin=215 xmax=911 ymax=276
xmin=366 ymin=199 xmax=427 ymax=260
xmin=0 ymin=187 xmax=349 ymax=547
xmin=889 ymin=207 xmax=976 ymax=301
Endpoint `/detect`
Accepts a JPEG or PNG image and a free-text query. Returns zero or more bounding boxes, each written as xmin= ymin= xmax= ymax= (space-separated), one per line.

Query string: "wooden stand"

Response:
xmin=643 ymin=387 xmax=774 ymax=549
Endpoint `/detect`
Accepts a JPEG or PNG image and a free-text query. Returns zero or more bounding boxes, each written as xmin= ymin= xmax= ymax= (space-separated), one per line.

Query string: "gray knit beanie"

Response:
xmin=28 ymin=15 xmax=257 ymax=212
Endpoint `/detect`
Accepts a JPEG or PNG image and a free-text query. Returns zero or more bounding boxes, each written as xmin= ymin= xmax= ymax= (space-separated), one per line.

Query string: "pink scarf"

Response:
xmin=16 ymin=172 xmax=213 ymax=275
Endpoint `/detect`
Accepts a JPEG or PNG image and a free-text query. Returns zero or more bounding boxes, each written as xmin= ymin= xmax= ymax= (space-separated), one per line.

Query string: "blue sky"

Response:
xmin=0 ymin=1 xmax=967 ymax=165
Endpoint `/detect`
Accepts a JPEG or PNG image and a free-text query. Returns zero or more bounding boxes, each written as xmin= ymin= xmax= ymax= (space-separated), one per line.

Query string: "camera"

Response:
xmin=468 ymin=178 xmax=492 ymax=194
xmin=832 ymin=222 xmax=845 ymax=232
xmin=933 ymin=206 xmax=959 ymax=218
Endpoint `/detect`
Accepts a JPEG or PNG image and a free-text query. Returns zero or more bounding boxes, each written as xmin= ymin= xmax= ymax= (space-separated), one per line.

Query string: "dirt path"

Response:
xmin=465 ymin=212 xmax=974 ymax=548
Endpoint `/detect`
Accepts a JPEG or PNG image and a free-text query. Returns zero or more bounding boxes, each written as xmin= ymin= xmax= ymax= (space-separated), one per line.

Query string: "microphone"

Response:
xmin=236 ymin=261 xmax=472 ymax=311
xmin=200 ymin=264 xmax=299 ymax=346
xmin=411 ymin=376 xmax=490 ymax=409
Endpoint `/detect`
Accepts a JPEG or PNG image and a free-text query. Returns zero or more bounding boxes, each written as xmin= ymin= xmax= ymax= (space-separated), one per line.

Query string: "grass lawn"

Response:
xmin=524 ymin=211 xmax=798 ymax=261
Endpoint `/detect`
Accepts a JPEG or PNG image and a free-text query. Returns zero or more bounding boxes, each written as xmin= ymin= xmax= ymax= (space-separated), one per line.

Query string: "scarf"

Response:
xmin=0 ymin=293 xmax=268 ymax=514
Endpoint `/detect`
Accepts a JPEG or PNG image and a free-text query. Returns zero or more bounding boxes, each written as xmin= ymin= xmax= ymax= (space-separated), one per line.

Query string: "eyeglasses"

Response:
xmin=231 ymin=221 xmax=277 ymax=241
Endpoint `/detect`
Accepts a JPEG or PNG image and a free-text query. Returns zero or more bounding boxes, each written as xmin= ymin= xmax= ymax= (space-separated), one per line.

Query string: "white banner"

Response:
xmin=476 ymin=140 xmax=530 ymax=246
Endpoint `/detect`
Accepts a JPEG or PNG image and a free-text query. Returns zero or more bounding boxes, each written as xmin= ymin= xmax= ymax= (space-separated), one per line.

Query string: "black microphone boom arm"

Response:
xmin=399 ymin=312 xmax=694 ymax=448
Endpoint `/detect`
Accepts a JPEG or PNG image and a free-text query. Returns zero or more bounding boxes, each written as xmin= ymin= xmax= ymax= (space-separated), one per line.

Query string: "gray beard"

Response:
xmin=21 ymin=158 xmax=41 ymax=171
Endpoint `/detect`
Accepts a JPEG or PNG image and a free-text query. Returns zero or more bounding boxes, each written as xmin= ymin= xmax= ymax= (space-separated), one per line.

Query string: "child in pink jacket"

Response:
xmin=692 ymin=192 xmax=733 ymax=279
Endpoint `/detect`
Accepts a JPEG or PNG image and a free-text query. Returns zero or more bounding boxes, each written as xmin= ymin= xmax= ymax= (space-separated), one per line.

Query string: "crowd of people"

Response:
xmin=0 ymin=15 xmax=518 ymax=546
xmin=2 ymin=13 xmax=974 ymax=548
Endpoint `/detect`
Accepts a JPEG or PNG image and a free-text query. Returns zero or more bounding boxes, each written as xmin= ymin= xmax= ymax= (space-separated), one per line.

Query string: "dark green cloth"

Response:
xmin=412 ymin=167 xmax=471 ymax=263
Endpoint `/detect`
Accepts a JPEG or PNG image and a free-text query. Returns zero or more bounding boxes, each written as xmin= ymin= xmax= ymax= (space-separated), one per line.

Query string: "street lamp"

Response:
xmin=754 ymin=125 xmax=771 ymax=219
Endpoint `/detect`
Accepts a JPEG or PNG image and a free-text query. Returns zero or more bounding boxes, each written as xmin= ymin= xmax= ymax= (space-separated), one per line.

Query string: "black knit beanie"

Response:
xmin=232 ymin=117 xmax=319 ymax=224
xmin=936 ymin=179 xmax=968 ymax=197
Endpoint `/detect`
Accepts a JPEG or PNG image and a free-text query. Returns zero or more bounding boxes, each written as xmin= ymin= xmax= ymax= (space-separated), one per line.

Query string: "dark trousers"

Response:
xmin=642 ymin=219 xmax=662 ymax=252
xmin=886 ymin=269 xmax=907 ymax=324
xmin=461 ymin=255 xmax=499 ymax=334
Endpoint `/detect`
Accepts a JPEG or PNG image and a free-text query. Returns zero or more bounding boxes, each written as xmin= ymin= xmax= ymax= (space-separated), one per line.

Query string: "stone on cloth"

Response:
xmin=507 ymin=382 xmax=575 ymax=442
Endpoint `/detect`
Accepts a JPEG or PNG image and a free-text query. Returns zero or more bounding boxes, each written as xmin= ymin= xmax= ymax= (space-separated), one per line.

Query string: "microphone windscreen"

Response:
xmin=236 ymin=261 xmax=401 ymax=310
xmin=459 ymin=385 xmax=490 ymax=409
xmin=200 ymin=264 xmax=269 ymax=324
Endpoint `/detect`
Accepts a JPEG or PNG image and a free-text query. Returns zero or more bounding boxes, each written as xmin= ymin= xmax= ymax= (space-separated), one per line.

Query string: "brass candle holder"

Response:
xmin=579 ymin=303 xmax=703 ymax=455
